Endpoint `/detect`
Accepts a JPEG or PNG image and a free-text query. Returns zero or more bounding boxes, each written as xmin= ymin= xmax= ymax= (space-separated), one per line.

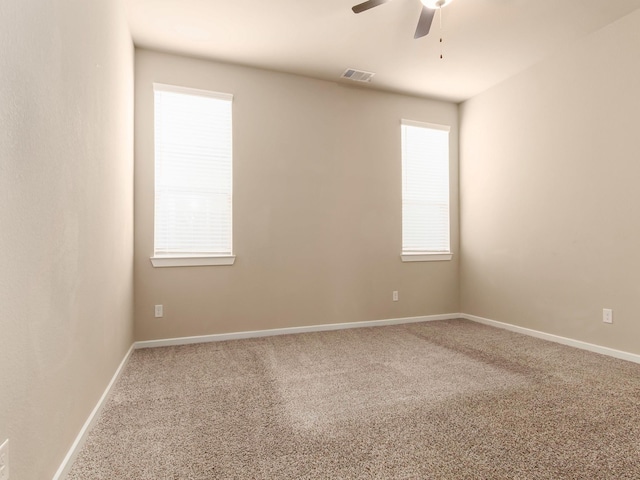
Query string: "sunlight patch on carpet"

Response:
xmin=265 ymin=327 xmax=527 ymax=429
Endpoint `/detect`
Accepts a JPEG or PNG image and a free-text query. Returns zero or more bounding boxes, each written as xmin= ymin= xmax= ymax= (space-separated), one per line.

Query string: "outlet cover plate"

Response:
xmin=603 ymin=308 xmax=613 ymax=324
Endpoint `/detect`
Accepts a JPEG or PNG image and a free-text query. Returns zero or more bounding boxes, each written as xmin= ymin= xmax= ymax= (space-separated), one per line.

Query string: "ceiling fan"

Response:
xmin=351 ymin=0 xmax=454 ymax=39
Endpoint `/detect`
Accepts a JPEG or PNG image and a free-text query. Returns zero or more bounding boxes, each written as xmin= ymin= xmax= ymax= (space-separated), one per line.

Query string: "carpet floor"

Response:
xmin=67 ymin=319 xmax=640 ymax=479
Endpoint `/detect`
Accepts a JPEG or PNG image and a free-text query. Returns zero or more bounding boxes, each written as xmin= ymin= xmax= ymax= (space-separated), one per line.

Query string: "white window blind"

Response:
xmin=153 ymin=83 xmax=233 ymax=258
xmin=401 ymin=120 xmax=450 ymax=255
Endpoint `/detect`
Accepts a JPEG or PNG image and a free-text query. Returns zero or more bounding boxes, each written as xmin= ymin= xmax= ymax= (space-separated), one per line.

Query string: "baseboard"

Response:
xmin=52 ymin=343 xmax=135 ymax=480
xmin=134 ymin=313 xmax=459 ymax=349
xmin=462 ymin=313 xmax=640 ymax=365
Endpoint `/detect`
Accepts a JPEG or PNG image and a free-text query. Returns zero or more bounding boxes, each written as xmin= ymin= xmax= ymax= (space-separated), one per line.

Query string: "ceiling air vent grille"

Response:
xmin=341 ymin=68 xmax=375 ymax=83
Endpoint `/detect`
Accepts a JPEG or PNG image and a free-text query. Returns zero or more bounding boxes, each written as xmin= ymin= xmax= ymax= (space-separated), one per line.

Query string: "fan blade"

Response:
xmin=414 ymin=6 xmax=435 ymax=38
xmin=352 ymin=0 xmax=391 ymax=14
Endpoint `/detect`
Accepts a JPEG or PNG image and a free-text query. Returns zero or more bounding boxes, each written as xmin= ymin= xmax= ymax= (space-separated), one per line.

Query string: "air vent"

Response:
xmin=341 ymin=68 xmax=375 ymax=83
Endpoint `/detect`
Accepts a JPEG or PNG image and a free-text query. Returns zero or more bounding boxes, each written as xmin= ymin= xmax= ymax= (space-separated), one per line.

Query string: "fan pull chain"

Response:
xmin=439 ymin=6 xmax=443 ymax=59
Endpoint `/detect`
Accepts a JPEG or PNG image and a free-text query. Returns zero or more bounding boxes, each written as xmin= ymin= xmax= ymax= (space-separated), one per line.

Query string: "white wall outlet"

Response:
xmin=154 ymin=305 xmax=164 ymax=318
xmin=603 ymin=308 xmax=613 ymax=324
xmin=0 ymin=439 xmax=9 ymax=480
xmin=392 ymin=291 xmax=399 ymax=302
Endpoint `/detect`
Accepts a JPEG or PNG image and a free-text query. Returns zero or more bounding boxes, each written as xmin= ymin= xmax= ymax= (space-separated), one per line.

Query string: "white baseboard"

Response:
xmin=462 ymin=313 xmax=640 ymax=365
xmin=134 ymin=313 xmax=640 ymax=365
xmin=134 ymin=313 xmax=459 ymax=349
xmin=53 ymin=344 xmax=135 ymax=480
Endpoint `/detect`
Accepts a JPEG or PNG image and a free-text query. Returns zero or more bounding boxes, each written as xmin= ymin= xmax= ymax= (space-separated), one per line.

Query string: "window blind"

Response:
xmin=153 ymin=84 xmax=233 ymax=257
xmin=401 ymin=120 xmax=450 ymax=254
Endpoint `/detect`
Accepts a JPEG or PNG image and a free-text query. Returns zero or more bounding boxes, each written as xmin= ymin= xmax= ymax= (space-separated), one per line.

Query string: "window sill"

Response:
xmin=401 ymin=253 xmax=453 ymax=262
xmin=150 ymin=255 xmax=236 ymax=267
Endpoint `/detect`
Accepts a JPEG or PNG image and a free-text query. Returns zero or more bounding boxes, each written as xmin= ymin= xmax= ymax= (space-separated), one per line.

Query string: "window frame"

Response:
xmin=150 ymin=83 xmax=235 ymax=268
xmin=400 ymin=119 xmax=452 ymax=263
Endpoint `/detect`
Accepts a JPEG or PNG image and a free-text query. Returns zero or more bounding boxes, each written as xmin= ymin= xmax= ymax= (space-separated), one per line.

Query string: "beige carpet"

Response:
xmin=67 ymin=319 xmax=640 ymax=479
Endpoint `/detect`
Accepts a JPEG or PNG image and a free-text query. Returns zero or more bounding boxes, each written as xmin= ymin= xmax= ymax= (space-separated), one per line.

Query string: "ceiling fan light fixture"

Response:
xmin=420 ymin=0 xmax=453 ymax=9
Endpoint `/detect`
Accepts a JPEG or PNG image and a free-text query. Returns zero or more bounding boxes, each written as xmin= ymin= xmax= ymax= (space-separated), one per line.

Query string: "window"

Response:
xmin=151 ymin=84 xmax=234 ymax=267
xmin=401 ymin=120 xmax=452 ymax=262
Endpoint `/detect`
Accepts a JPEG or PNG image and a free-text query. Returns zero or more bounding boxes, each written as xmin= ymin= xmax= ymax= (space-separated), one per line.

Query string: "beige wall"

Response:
xmin=0 ymin=1 xmax=134 ymax=478
xmin=460 ymin=10 xmax=640 ymax=354
xmin=134 ymin=49 xmax=459 ymax=341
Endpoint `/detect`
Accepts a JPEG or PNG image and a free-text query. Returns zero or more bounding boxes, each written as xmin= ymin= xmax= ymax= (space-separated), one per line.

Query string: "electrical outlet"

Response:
xmin=603 ymin=308 xmax=613 ymax=324
xmin=392 ymin=291 xmax=399 ymax=302
xmin=154 ymin=305 xmax=163 ymax=318
xmin=0 ymin=439 xmax=9 ymax=480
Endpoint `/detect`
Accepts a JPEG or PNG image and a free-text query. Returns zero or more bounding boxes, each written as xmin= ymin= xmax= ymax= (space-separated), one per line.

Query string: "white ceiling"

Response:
xmin=125 ymin=0 xmax=640 ymax=103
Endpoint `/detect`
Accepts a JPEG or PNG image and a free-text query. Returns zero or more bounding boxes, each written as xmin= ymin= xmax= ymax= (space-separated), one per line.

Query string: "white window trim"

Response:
xmin=401 ymin=253 xmax=453 ymax=262
xmin=401 ymin=119 xmax=450 ymax=132
xmin=151 ymin=83 xmax=234 ymax=268
xmin=150 ymin=255 xmax=236 ymax=268
xmin=400 ymin=119 xmax=452 ymax=262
